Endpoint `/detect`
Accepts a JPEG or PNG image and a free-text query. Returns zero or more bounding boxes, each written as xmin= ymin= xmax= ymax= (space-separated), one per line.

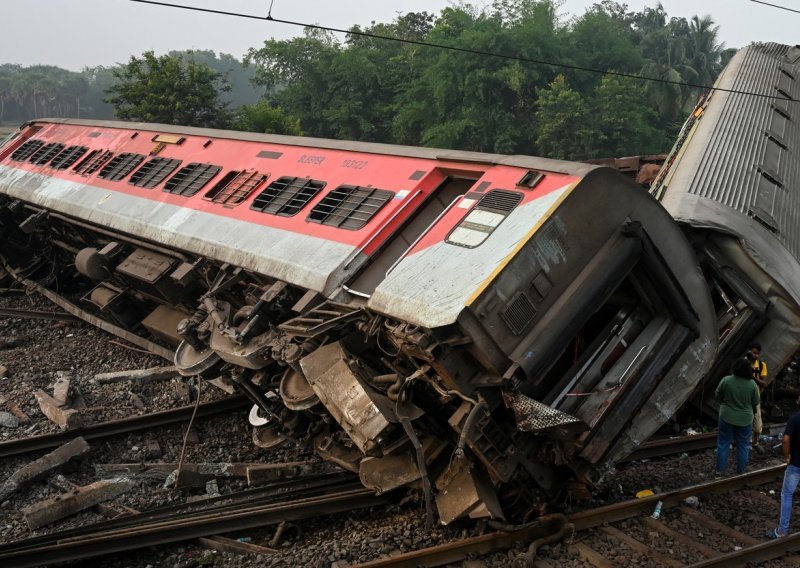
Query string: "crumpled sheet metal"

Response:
xmin=503 ymin=391 xmax=582 ymax=432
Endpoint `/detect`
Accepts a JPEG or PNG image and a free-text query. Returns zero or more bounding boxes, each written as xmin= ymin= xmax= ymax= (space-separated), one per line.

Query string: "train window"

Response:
xmin=98 ymin=153 xmax=146 ymax=181
xmin=164 ymin=163 xmax=222 ymax=197
xmin=129 ymin=157 xmax=182 ymax=189
xmin=206 ymin=169 xmax=269 ymax=206
xmin=10 ymin=140 xmax=44 ymax=161
xmin=29 ymin=143 xmax=66 ymax=165
xmin=74 ymin=150 xmax=114 ymax=175
xmin=446 ymin=189 xmax=523 ymax=248
xmin=307 ymin=185 xmax=394 ymax=230
xmin=251 ymin=176 xmax=324 ymax=216
xmin=49 ymin=146 xmax=89 ymax=170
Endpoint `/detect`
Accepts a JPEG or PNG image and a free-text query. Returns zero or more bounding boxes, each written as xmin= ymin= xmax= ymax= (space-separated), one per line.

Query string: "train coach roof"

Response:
xmin=25 ymin=118 xmax=598 ymax=178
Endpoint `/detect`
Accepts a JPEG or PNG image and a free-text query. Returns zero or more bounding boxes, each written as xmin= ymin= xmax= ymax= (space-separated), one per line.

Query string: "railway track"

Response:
xmin=0 ymin=395 xmax=249 ymax=458
xmin=0 ymin=473 xmax=388 ymax=568
xmin=355 ymin=464 xmax=798 ymax=567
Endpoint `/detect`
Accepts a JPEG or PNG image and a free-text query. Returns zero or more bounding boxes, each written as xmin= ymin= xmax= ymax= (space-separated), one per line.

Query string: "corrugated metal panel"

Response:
xmin=659 ymin=43 xmax=800 ymax=257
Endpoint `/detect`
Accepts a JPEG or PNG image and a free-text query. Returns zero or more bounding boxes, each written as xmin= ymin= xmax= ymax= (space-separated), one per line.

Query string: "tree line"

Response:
xmin=1 ymin=1 xmax=734 ymax=161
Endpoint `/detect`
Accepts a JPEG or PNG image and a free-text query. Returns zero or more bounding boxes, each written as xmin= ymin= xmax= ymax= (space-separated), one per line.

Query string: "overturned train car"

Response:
xmin=652 ymin=42 xmax=800 ymax=409
xmin=0 ymin=118 xmax=717 ymax=524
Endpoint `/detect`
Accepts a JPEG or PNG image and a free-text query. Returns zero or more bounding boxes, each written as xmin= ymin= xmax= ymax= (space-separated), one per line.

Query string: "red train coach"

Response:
xmin=0 ymin=119 xmax=716 ymax=524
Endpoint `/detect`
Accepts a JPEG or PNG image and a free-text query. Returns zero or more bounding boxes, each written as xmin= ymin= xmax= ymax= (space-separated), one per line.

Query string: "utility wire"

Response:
xmin=128 ymin=0 xmax=793 ymax=103
xmin=749 ymin=0 xmax=800 ymax=14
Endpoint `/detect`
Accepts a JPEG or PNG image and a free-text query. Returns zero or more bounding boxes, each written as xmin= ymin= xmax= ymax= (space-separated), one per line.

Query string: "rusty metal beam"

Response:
xmin=0 ymin=307 xmax=78 ymax=322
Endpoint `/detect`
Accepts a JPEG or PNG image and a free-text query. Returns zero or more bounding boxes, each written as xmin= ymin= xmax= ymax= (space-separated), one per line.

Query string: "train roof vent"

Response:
xmin=50 ymin=145 xmax=89 ymax=170
xmin=129 ymin=157 xmax=182 ymax=189
xmin=307 ymin=185 xmax=394 ymax=230
xmin=74 ymin=150 xmax=114 ymax=175
xmin=251 ymin=176 xmax=324 ymax=216
xmin=517 ymin=170 xmax=545 ymax=189
xmin=446 ymin=189 xmax=524 ymax=248
xmin=98 ymin=153 xmax=145 ymax=181
xmin=501 ymin=292 xmax=537 ymax=336
xmin=29 ymin=143 xmax=65 ymax=166
xmin=10 ymin=139 xmax=44 ymax=161
xmin=206 ymin=169 xmax=269 ymax=206
xmin=164 ymin=162 xmax=222 ymax=197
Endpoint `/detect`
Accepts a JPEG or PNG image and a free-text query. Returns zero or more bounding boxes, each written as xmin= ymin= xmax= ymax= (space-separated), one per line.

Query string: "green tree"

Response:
xmin=534 ymin=75 xmax=595 ymax=159
xmin=230 ymin=100 xmax=302 ymax=135
xmin=105 ymin=51 xmax=230 ymax=127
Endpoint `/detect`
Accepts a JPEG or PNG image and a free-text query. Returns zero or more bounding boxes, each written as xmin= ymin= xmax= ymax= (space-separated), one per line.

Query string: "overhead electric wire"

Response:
xmin=749 ymin=0 xmax=800 ymax=15
xmin=128 ymin=0 xmax=794 ymax=103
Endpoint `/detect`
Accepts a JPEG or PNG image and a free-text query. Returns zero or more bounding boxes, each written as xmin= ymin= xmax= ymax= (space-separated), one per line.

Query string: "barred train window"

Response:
xmin=307 ymin=185 xmax=394 ymax=230
xmin=164 ymin=163 xmax=221 ymax=196
xmin=10 ymin=140 xmax=44 ymax=161
xmin=129 ymin=158 xmax=182 ymax=189
xmin=49 ymin=146 xmax=89 ymax=170
xmin=250 ymin=177 xmax=324 ymax=216
xmin=98 ymin=153 xmax=145 ymax=181
xmin=29 ymin=143 xmax=65 ymax=165
xmin=446 ymin=189 xmax=523 ymax=248
xmin=205 ymin=169 xmax=268 ymax=206
xmin=74 ymin=150 xmax=114 ymax=175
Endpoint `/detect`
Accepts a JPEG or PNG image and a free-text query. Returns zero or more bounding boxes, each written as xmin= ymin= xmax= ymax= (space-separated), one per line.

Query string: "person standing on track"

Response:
xmin=747 ymin=341 xmax=769 ymax=451
xmin=715 ymin=357 xmax=760 ymax=477
xmin=767 ymin=396 xmax=800 ymax=538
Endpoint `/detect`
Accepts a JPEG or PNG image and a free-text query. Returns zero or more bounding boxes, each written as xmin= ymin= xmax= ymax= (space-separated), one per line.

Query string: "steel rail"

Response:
xmin=354 ymin=465 xmax=788 ymax=568
xmin=0 ymin=488 xmax=387 ymax=568
xmin=623 ymin=422 xmax=786 ymax=462
xmin=0 ymin=396 xmax=249 ymax=458
xmin=1 ymin=474 xmax=359 ymax=552
xmin=0 ymin=307 xmax=78 ymax=322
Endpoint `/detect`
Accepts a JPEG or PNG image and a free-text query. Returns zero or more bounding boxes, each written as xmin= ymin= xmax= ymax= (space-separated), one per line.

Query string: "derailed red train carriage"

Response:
xmin=0 ymin=118 xmax=718 ymax=524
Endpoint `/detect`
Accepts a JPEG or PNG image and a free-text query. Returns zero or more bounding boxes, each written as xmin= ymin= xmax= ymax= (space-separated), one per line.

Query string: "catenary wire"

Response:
xmin=128 ymin=0 xmax=795 ymax=103
xmin=749 ymin=0 xmax=800 ymax=15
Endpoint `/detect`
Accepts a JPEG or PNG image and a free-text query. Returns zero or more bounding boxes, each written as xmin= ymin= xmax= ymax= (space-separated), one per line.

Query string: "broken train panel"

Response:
xmin=0 ymin=119 xmax=716 ymax=524
xmin=652 ymin=43 xmax=800 ymax=403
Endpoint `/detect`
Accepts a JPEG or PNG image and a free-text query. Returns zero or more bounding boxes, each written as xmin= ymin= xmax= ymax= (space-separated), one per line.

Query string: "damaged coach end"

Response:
xmin=367 ymin=166 xmax=718 ymax=522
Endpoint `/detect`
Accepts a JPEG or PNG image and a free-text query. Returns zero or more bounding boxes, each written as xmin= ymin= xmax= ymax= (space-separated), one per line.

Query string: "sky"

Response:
xmin=0 ymin=0 xmax=797 ymax=71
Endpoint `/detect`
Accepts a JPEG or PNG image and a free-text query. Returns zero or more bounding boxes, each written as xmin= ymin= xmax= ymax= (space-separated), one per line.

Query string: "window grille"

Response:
xmin=29 ymin=143 xmax=66 ymax=165
xmin=129 ymin=157 xmax=182 ymax=189
xmin=98 ymin=153 xmax=145 ymax=181
xmin=251 ymin=177 xmax=324 ymax=216
xmin=307 ymin=185 xmax=394 ymax=230
xmin=164 ymin=163 xmax=221 ymax=196
xmin=205 ymin=169 xmax=268 ymax=206
xmin=49 ymin=146 xmax=89 ymax=170
xmin=74 ymin=150 xmax=114 ymax=175
xmin=10 ymin=140 xmax=43 ymax=161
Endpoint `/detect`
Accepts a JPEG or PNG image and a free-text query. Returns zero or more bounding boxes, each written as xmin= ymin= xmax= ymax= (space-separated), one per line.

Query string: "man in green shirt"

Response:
xmin=715 ymin=357 xmax=760 ymax=477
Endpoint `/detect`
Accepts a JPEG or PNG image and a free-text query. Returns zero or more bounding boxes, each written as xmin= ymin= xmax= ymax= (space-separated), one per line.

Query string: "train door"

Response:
xmin=345 ymin=175 xmax=478 ymax=296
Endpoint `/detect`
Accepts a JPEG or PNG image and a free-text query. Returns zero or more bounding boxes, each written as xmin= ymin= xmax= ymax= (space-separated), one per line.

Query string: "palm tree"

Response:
xmin=686 ymin=15 xmax=724 ymax=87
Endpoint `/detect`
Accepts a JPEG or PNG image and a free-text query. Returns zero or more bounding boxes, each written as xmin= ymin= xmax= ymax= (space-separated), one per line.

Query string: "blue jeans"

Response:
xmin=779 ymin=464 xmax=800 ymax=535
xmin=716 ymin=417 xmax=752 ymax=474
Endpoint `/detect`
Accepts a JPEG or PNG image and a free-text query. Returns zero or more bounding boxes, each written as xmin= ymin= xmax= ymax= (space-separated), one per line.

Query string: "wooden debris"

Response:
xmin=0 ymin=395 xmax=30 ymax=424
xmin=48 ymin=475 xmax=137 ymax=519
xmin=197 ymin=536 xmax=277 ymax=556
xmin=22 ymin=477 xmax=135 ymax=530
xmin=34 ymin=389 xmax=83 ymax=429
xmin=0 ymin=437 xmax=90 ymax=502
xmin=0 ymin=365 xmax=7 ymax=378
xmin=129 ymin=392 xmax=145 ymax=411
xmin=53 ymin=371 xmax=71 ymax=406
xmin=94 ymin=365 xmax=178 ymax=384
xmin=145 ymin=439 xmax=162 ymax=459
xmin=207 ymin=376 xmax=236 ymax=395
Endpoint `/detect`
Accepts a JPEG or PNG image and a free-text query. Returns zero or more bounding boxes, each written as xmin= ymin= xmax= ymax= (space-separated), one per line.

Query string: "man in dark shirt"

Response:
xmin=767 ymin=397 xmax=800 ymax=538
